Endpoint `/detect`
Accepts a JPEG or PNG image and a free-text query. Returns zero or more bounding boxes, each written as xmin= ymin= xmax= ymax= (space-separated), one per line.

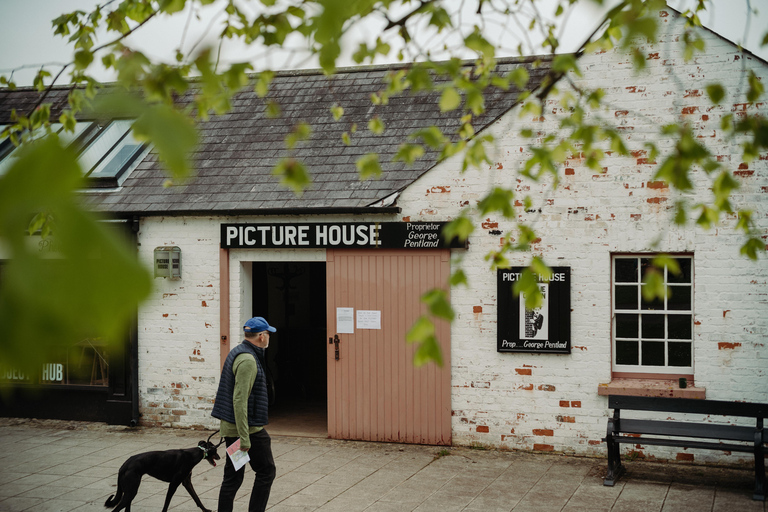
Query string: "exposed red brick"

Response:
xmin=473 ymin=306 xmax=483 ymax=313
xmin=631 ymin=214 xmax=641 ymax=221
xmin=647 ymin=197 xmax=668 ymax=204
xmin=565 ymin=168 xmax=575 ymax=175
xmin=723 ymin=310 xmax=730 ymax=318
xmin=429 ymin=186 xmax=450 ymax=193
xmin=647 ymin=52 xmax=660 ymax=60
xmin=477 ymin=426 xmax=489 ymax=433
xmin=520 ymin=384 xmax=534 ymax=391
xmin=172 ymin=410 xmax=187 ymax=416
xmin=559 ymin=400 xmax=570 ymax=407
xmin=497 ymin=163 xmax=504 ymax=170
xmin=684 ymin=89 xmax=702 ymax=98
xmin=162 ymin=313 xmax=169 ymax=318
xmin=538 ymin=384 xmax=556 ymax=392
xmin=202 ymin=301 xmax=208 ymax=307
xmin=482 ymin=220 xmax=498 ymax=229
xmin=571 ymin=401 xmax=582 ymax=408
xmin=402 ymin=216 xmax=411 ymax=222
xmin=718 ymin=342 xmax=742 ymax=350
xmin=557 ymin=416 xmax=576 ymax=423
xmin=516 ymin=368 xmax=532 ymax=376
xmin=533 ymin=444 xmax=554 ymax=452
xmin=588 ymin=440 xmax=602 ymax=446
xmin=615 ymin=110 xmax=629 ymax=117
xmin=637 ymin=158 xmax=656 ymax=165
xmin=677 ymin=453 xmax=694 ymax=462
xmin=738 ymin=162 xmax=749 ymax=169
xmin=734 ymin=170 xmax=754 ymax=177
xmin=702 ymin=114 xmax=709 ymax=121
xmin=626 ymin=86 xmax=646 ymax=93
xmin=533 ymin=429 xmax=554 ymax=436
xmin=681 ymin=106 xmax=699 ymax=115
xmin=647 ymin=181 xmax=668 ymax=189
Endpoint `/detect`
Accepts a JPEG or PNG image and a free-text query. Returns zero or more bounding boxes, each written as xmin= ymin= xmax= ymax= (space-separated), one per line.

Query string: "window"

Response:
xmin=0 ymin=120 xmax=145 ymax=187
xmin=612 ymin=255 xmax=693 ymax=375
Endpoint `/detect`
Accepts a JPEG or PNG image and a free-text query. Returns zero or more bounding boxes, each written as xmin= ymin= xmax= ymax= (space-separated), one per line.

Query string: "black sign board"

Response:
xmin=220 ymin=222 xmax=467 ymax=250
xmin=497 ymin=267 xmax=571 ymax=354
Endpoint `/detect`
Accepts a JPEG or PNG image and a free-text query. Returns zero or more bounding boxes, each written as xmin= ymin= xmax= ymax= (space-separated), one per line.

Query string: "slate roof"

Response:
xmin=0 ymin=56 xmax=554 ymax=217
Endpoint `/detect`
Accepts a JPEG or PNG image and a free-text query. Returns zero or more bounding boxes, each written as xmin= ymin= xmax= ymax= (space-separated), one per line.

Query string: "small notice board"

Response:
xmin=497 ymin=267 xmax=571 ymax=354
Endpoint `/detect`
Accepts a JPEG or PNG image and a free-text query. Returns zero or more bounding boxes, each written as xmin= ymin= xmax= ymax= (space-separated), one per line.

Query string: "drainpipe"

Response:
xmin=130 ymin=216 xmax=140 ymax=427
xmin=220 ymin=247 xmax=230 ymax=369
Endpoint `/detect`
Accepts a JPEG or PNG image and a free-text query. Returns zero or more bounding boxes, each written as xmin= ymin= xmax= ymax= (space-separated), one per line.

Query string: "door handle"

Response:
xmin=334 ymin=334 xmax=340 ymax=361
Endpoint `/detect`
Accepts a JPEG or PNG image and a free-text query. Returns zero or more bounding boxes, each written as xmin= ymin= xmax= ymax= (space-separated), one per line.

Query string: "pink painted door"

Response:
xmin=326 ymin=249 xmax=452 ymax=445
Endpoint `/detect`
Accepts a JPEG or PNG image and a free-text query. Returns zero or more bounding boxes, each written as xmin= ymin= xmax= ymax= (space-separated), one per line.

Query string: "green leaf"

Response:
xmin=449 ymin=268 xmax=468 ymax=287
xmin=443 ymin=215 xmax=474 ymax=243
xmin=439 ymin=87 xmax=461 ymax=112
xmin=422 ymin=288 xmax=454 ymax=321
xmin=285 ymin=122 xmax=312 ymax=149
xmin=706 ymin=84 xmax=725 ymax=104
xmin=747 ymin=70 xmax=765 ymax=102
xmin=478 ymin=187 xmax=515 ymax=218
xmin=512 ymin=268 xmax=543 ymax=310
xmin=368 ymin=116 xmax=385 ymax=135
xmin=0 ymin=137 xmax=151 ymax=372
xmin=272 ymin=158 xmax=311 ymax=194
xmin=393 ymin=143 xmax=425 ymax=164
xmin=406 ymin=316 xmax=443 ymax=367
xmin=740 ymin=237 xmax=766 ymax=260
xmin=74 ymin=49 xmax=94 ymax=70
xmin=132 ymin=103 xmax=198 ymax=180
xmin=356 ymin=153 xmax=381 ymax=180
xmin=331 ymin=104 xmax=344 ymax=121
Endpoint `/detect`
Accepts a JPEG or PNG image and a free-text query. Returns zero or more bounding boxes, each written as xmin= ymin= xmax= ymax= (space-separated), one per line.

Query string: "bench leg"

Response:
xmin=604 ymin=420 xmax=625 ymax=486
xmin=754 ymin=431 xmax=765 ymax=501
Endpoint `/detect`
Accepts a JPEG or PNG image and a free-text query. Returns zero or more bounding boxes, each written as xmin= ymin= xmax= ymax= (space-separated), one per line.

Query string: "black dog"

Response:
xmin=104 ymin=431 xmax=223 ymax=512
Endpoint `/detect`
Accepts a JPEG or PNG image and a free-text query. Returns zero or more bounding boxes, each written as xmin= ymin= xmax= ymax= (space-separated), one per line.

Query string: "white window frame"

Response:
xmin=612 ymin=254 xmax=694 ymax=375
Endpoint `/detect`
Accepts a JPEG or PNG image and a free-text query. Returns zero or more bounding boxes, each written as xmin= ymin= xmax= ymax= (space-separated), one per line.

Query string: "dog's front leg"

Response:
xmin=182 ymin=475 xmax=213 ymax=512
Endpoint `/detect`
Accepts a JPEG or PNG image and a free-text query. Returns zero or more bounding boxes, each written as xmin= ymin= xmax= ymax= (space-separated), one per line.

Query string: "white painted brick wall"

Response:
xmin=397 ymin=9 xmax=768 ymax=462
xmin=134 ymin=10 xmax=767 ymax=465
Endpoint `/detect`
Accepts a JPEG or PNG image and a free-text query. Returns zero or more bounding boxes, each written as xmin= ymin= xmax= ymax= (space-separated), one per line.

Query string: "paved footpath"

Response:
xmin=0 ymin=418 xmax=764 ymax=512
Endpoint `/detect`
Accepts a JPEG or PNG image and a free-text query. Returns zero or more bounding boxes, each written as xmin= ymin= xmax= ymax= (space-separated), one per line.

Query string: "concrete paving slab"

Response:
xmin=0 ymin=418 xmax=765 ymax=512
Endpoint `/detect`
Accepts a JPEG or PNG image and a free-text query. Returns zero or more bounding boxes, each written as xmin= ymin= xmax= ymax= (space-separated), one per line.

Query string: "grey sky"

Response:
xmin=0 ymin=0 xmax=765 ymax=86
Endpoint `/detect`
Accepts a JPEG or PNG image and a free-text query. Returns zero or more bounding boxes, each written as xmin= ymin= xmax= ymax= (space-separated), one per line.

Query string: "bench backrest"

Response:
xmin=608 ymin=395 xmax=768 ymax=418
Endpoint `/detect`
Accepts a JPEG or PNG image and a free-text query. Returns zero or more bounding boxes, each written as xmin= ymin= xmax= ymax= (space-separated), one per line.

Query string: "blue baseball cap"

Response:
xmin=243 ymin=317 xmax=277 ymax=333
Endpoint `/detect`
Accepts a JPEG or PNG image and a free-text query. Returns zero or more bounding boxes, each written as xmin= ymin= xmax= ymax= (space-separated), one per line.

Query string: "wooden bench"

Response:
xmin=603 ymin=395 xmax=767 ymax=500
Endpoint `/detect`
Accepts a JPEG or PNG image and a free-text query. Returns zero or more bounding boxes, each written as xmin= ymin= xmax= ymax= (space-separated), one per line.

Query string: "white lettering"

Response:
xmin=244 ymin=226 xmax=257 ymax=246
xmin=316 ymin=225 xmax=328 ymax=245
xmin=285 ymin=225 xmax=297 ymax=245
xmin=226 ymin=226 xmax=238 ymax=246
xmin=298 ymin=226 xmax=309 ymax=246
xmin=329 ymin=225 xmax=341 ymax=245
xmin=342 ymin=225 xmax=355 ymax=245
xmin=257 ymin=226 xmax=270 ymax=245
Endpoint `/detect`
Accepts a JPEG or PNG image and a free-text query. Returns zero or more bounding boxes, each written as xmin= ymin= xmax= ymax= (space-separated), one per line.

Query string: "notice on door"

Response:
xmin=337 ymin=307 xmax=354 ymax=334
xmin=356 ymin=310 xmax=381 ymax=329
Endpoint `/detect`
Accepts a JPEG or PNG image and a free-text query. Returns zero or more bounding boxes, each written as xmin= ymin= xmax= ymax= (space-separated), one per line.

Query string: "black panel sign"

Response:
xmin=220 ymin=222 xmax=467 ymax=249
xmin=497 ymin=267 xmax=571 ymax=354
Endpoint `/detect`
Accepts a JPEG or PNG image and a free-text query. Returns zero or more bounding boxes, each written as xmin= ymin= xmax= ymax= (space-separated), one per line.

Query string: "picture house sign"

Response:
xmin=220 ymin=222 xmax=467 ymax=250
xmin=497 ymin=267 xmax=571 ymax=354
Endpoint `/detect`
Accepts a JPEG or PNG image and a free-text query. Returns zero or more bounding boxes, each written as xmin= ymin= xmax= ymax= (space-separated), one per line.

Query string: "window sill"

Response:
xmin=597 ymin=378 xmax=706 ymax=399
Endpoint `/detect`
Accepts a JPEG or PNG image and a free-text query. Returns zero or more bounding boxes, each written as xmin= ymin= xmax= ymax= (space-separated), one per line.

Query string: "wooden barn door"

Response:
xmin=326 ymin=249 xmax=451 ymax=445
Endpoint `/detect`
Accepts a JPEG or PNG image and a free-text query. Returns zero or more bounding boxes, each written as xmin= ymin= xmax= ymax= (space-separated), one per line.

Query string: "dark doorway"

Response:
xmin=252 ymin=261 xmax=327 ymax=437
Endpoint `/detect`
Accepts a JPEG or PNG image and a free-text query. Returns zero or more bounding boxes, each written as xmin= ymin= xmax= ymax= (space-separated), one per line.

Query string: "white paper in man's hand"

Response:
xmin=226 ymin=439 xmax=250 ymax=471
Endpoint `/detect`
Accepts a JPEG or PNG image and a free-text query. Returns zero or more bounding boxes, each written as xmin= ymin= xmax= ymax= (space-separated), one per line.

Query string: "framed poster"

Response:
xmin=497 ymin=267 xmax=571 ymax=354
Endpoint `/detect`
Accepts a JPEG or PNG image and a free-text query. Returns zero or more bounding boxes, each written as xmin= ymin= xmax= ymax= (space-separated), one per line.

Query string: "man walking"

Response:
xmin=212 ymin=317 xmax=277 ymax=512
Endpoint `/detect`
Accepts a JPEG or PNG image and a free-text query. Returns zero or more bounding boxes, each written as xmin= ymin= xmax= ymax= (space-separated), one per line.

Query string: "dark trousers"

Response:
xmin=218 ymin=429 xmax=276 ymax=512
